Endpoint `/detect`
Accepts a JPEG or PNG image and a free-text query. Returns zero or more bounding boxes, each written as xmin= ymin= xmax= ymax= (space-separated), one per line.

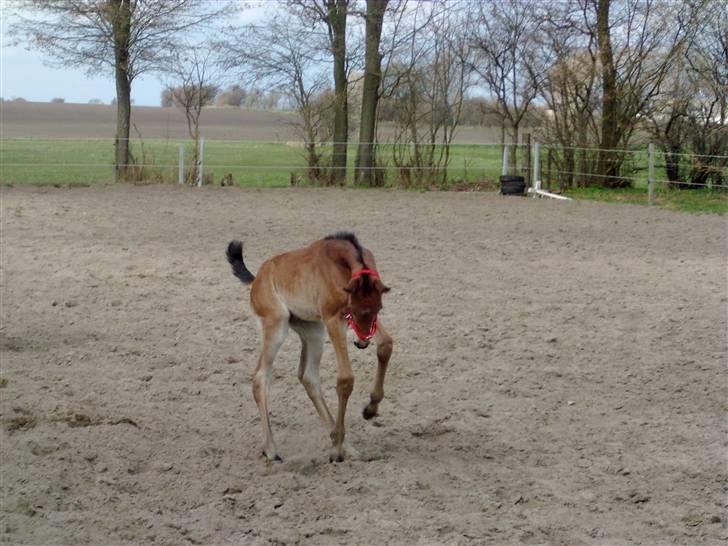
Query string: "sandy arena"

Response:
xmin=1 ymin=185 xmax=726 ymax=545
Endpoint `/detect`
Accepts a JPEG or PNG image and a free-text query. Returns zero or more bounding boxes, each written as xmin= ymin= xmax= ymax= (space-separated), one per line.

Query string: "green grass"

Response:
xmin=563 ymin=186 xmax=728 ymax=214
xmin=0 ymin=138 xmax=504 ymax=187
xmin=0 ymin=139 xmax=308 ymax=187
xmin=2 ymin=138 xmax=725 ymax=214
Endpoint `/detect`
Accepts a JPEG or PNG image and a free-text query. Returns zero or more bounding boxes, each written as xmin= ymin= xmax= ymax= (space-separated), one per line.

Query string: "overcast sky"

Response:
xmin=0 ymin=2 xmax=269 ymax=107
xmin=1 ymin=45 xmax=164 ymax=106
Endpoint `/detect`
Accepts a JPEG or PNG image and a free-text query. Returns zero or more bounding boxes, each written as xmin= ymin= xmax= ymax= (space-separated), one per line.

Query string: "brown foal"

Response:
xmin=226 ymin=232 xmax=393 ymax=462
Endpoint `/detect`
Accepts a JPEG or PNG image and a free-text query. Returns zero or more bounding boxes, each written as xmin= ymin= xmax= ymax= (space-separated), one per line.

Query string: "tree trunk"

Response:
xmin=577 ymin=119 xmax=590 ymax=186
xmin=564 ymin=147 xmax=575 ymax=188
xmin=500 ymin=119 xmax=506 ymax=171
xmin=596 ymin=0 xmax=622 ymax=187
xmin=661 ymin=115 xmax=683 ymax=187
xmin=509 ymin=121 xmax=519 ymax=173
xmin=112 ymin=0 xmax=132 ymax=181
xmin=355 ymin=0 xmax=388 ymax=186
xmin=524 ymin=133 xmax=531 ymax=186
xmin=665 ymin=145 xmax=681 ymax=186
xmin=306 ymin=142 xmax=321 ymax=181
xmin=329 ymin=0 xmax=348 ymax=185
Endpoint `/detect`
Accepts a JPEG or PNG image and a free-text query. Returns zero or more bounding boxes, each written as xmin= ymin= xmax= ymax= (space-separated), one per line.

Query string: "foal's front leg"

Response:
xmin=363 ymin=322 xmax=393 ymax=420
xmin=325 ymin=317 xmax=355 ymax=462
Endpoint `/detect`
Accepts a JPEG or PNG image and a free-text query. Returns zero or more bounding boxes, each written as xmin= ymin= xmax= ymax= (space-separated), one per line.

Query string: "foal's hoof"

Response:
xmin=329 ymin=442 xmax=359 ymax=463
xmin=363 ymin=403 xmax=378 ymax=420
xmin=329 ymin=445 xmax=345 ymax=463
xmin=260 ymin=451 xmax=284 ymax=463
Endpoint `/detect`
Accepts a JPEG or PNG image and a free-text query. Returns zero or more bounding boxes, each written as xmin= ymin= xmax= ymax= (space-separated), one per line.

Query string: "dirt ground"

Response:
xmin=1 ymin=185 xmax=726 ymax=545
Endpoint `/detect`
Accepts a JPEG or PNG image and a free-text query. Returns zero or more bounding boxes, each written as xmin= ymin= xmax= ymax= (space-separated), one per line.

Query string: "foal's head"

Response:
xmin=344 ymin=270 xmax=389 ymax=349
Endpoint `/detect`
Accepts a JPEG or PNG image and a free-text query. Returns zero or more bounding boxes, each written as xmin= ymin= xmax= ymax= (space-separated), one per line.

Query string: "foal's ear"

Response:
xmin=374 ymin=279 xmax=391 ymax=294
xmin=344 ymin=277 xmax=360 ymax=294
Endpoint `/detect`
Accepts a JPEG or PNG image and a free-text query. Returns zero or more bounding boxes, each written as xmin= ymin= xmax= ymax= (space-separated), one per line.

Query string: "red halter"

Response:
xmin=345 ymin=268 xmax=380 ymax=341
xmin=351 ymin=268 xmax=379 ymax=280
xmin=345 ymin=311 xmax=378 ymax=341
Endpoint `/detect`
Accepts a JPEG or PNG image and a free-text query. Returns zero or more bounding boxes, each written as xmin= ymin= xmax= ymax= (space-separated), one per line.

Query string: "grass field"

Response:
xmin=0 ymin=138 xmax=506 ymax=187
xmin=563 ymin=186 xmax=728 ymax=214
xmin=1 ymin=137 xmax=726 ymax=213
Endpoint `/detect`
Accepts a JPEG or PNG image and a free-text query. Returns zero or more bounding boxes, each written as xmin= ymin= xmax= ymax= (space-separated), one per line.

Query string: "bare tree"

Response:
xmin=593 ymin=0 xmax=698 ymax=187
xmin=216 ymin=85 xmax=247 ymax=108
xmin=535 ymin=0 xmax=601 ymax=188
xmin=287 ymin=0 xmax=351 ymax=185
xmin=218 ymin=14 xmax=333 ymax=183
xmin=677 ymin=1 xmax=727 ymax=188
xmin=164 ymin=47 xmax=219 ymax=183
xmin=537 ymin=52 xmax=601 ymax=188
xmin=387 ymin=2 xmax=473 ymax=188
xmin=644 ymin=53 xmax=694 ymax=186
xmin=469 ymin=0 xmax=546 ymax=172
xmin=354 ymin=0 xmax=389 ymax=186
xmin=531 ymin=0 xmax=704 ymax=188
xmin=354 ymin=0 xmax=436 ymax=185
xmin=9 ymin=0 xmax=231 ymax=179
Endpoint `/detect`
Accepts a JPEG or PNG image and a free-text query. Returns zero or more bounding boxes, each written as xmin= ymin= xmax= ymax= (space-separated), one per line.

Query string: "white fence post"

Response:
xmin=501 ymin=145 xmax=509 ymax=176
xmin=648 ymin=143 xmax=655 ymax=206
xmin=197 ymin=137 xmax=205 ymax=188
xmin=178 ymin=144 xmax=184 ymax=185
xmin=533 ymin=142 xmax=540 ymax=195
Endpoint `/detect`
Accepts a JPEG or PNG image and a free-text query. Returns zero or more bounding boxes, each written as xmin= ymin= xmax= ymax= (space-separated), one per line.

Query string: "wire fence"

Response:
xmin=1 ymin=137 xmax=726 ymax=195
xmin=503 ymin=141 xmax=728 ymax=193
xmin=0 ymin=137 xmax=506 ymax=187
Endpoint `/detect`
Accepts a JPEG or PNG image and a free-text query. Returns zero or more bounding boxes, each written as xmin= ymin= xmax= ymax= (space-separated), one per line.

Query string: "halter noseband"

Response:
xmin=345 ymin=268 xmax=380 ymax=341
xmin=345 ymin=311 xmax=378 ymax=341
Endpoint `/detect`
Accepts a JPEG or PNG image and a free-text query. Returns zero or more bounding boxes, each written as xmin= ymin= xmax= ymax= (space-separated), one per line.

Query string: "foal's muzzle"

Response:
xmin=345 ymin=312 xmax=378 ymax=350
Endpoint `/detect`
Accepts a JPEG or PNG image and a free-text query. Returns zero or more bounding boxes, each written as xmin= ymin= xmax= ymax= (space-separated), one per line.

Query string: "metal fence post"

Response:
xmin=533 ymin=142 xmax=540 ymax=191
xmin=648 ymin=143 xmax=655 ymax=206
xmin=501 ymin=145 xmax=509 ymax=176
xmin=547 ymin=147 xmax=553 ymax=191
xmin=197 ymin=137 xmax=205 ymax=188
xmin=178 ymin=144 xmax=184 ymax=185
xmin=525 ymin=133 xmax=532 ymax=186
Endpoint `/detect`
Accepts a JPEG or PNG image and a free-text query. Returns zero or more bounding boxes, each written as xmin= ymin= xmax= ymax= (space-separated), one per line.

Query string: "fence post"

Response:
xmin=178 ymin=144 xmax=184 ymax=185
xmin=533 ymin=142 xmax=540 ymax=191
xmin=197 ymin=137 xmax=205 ymax=188
xmin=547 ymin=148 xmax=553 ymax=191
xmin=648 ymin=143 xmax=655 ymax=206
xmin=525 ymin=133 xmax=532 ymax=186
xmin=501 ymin=145 xmax=509 ymax=176
xmin=113 ymin=139 xmax=118 ymax=183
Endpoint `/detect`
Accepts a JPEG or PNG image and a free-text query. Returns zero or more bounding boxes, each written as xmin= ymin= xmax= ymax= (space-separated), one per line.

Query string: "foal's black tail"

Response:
xmin=226 ymin=240 xmax=256 ymax=284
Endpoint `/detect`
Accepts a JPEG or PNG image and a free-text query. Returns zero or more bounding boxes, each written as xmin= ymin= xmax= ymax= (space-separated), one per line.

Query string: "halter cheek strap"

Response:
xmin=345 ymin=311 xmax=378 ymax=341
xmin=345 ymin=268 xmax=381 ymax=341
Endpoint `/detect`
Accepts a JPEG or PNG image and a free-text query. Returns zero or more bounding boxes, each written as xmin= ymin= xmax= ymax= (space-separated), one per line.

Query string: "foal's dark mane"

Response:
xmin=325 ymin=232 xmax=365 ymax=266
xmin=325 ymin=232 xmax=376 ymax=292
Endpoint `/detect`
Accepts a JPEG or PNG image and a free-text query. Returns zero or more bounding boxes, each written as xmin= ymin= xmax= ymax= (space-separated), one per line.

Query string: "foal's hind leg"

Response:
xmin=252 ymin=316 xmax=289 ymax=461
xmin=363 ymin=322 xmax=393 ymax=420
xmin=291 ymin=319 xmax=335 ymax=432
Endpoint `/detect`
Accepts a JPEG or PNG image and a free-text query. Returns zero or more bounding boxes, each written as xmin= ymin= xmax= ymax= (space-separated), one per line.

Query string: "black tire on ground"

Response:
xmin=500 ymin=175 xmax=526 ymax=195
